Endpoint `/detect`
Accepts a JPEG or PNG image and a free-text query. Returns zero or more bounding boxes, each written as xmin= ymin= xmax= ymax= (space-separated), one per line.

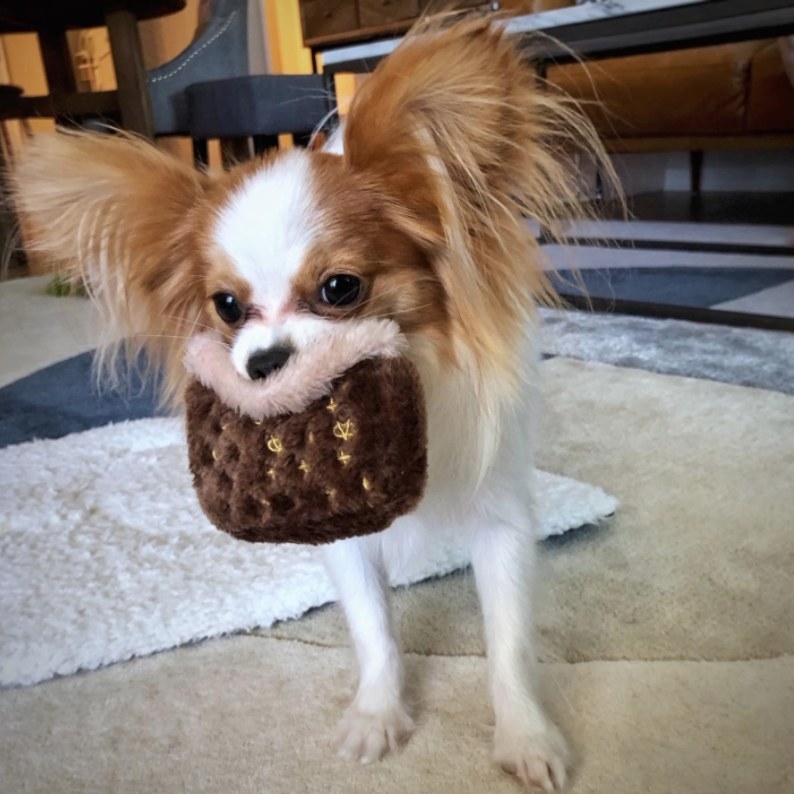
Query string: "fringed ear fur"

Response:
xmin=343 ymin=16 xmax=616 ymax=390
xmin=11 ymin=130 xmax=210 ymax=407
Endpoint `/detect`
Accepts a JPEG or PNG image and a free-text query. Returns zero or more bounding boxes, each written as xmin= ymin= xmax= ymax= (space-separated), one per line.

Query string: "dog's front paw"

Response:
xmin=335 ymin=701 xmax=414 ymax=764
xmin=494 ymin=721 xmax=570 ymax=791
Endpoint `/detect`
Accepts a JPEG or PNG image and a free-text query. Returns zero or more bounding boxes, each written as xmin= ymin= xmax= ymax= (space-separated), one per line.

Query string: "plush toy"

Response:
xmin=183 ymin=321 xmax=427 ymax=545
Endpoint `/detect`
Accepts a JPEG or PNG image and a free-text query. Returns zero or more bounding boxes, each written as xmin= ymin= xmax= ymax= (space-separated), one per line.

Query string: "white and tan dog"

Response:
xmin=13 ymin=18 xmax=610 ymax=790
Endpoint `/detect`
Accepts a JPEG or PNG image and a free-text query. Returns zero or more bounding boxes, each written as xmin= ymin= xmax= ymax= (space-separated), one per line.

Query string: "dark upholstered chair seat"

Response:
xmin=185 ymin=74 xmax=331 ymax=140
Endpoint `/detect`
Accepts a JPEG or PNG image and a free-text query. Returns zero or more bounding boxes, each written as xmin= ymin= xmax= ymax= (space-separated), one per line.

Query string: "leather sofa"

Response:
xmin=299 ymin=1 xmax=794 ymax=158
xmin=548 ymin=38 xmax=794 ymax=154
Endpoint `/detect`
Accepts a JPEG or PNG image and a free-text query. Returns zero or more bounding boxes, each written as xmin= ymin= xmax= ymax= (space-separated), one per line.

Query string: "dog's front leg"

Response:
xmin=472 ymin=519 xmax=570 ymax=791
xmin=323 ymin=534 xmax=413 ymax=763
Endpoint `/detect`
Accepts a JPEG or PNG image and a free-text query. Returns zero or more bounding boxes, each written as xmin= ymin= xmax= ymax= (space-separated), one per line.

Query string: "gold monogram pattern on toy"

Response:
xmin=185 ymin=356 xmax=427 ymax=545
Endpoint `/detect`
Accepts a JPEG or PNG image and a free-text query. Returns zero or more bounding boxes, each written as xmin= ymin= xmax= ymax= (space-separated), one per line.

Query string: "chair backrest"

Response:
xmin=148 ymin=0 xmax=266 ymax=136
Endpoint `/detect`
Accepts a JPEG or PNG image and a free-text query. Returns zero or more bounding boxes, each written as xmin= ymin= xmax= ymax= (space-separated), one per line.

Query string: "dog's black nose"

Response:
xmin=246 ymin=346 xmax=292 ymax=381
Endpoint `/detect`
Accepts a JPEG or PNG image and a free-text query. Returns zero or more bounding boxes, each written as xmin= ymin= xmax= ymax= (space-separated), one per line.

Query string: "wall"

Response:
xmin=265 ymin=0 xmax=311 ymax=74
xmin=265 ymin=1 xmax=357 ymax=117
xmin=1 ymin=34 xmax=52 ymax=142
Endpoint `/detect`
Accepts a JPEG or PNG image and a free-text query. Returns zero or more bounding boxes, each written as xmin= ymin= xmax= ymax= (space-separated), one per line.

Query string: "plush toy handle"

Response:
xmin=183 ymin=319 xmax=406 ymax=420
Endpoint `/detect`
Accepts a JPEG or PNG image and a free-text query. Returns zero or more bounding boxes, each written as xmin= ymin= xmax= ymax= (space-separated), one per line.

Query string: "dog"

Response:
xmin=13 ymin=17 xmax=610 ymax=791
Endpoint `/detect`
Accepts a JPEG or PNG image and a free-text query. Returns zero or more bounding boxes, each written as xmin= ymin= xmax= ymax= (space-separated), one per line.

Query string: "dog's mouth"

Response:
xmin=183 ymin=319 xmax=407 ymax=421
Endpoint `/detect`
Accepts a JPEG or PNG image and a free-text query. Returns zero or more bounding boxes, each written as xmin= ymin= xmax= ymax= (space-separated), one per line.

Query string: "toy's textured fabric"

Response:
xmin=185 ymin=356 xmax=427 ymax=545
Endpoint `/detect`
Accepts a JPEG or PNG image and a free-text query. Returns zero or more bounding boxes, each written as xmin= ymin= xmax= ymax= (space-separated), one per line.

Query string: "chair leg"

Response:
xmin=0 ymin=130 xmax=26 ymax=277
xmin=105 ymin=8 xmax=155 ymax=138
xmin=690 ymin=150 xmax=704 ymax=196
xmin=253 ymin=134 xmax=279 ymax=155
xmin=220 ymin=136 xmax=252 ymax=167
xmin=594 ymin=167 xmax=604 ymax=203
xmin=193 ymin=138 xmax=209 ymax=168
xmin=37 ymin=28 xmax=78 ymax=129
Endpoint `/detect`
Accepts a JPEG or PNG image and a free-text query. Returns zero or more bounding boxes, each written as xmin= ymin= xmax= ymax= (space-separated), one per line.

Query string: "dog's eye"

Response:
xmin=320 ymin=275 xmax=361 ymax=307
xmin=213 ymin=293 xmax=243 ymax=325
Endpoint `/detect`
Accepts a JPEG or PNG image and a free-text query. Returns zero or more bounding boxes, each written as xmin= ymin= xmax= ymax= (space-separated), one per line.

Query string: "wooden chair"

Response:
xmin=149 ymin=0 xmax=333 ymax=164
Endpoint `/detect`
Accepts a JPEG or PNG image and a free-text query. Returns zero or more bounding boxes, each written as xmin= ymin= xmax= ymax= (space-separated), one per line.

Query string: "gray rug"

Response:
xmin=3 ymin=308 xmax=791 ymax=451
xmin=549 ymin=266 xmax=794 ymax=308
xmin=541 ymin=308 xmax=794 ymax=395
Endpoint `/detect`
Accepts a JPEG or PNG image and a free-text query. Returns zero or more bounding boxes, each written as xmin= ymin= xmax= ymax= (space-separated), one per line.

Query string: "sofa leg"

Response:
xmin=690 ymin=150 xmax=704 ymax=196
xmin=595 ymin=167 xmax=604 ymax=202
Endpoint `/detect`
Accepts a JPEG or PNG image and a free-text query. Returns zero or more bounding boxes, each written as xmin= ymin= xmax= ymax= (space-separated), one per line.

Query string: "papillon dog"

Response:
xmin=13 ymin=17 xmax=610 ymax=791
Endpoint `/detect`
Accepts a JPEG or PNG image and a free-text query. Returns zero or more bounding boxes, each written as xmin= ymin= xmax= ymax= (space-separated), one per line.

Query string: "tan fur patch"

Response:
xmin=290 ymin=154 xmax=452 ymax=354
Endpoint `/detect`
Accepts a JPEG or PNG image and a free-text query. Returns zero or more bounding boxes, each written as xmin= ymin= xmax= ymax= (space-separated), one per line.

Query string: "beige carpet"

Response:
xmin=0 ymin=276 xmax=97 ymax=388
xmin=1 ymin=358 xmax=792 ymax=793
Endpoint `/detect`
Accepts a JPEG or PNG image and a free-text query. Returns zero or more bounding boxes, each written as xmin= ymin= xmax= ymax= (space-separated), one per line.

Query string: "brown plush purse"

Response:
xmin=183 ymin=323 xmax=427 ymax=545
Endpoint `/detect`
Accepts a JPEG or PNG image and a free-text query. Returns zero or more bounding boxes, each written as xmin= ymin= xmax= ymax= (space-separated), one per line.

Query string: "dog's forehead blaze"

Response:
xmin=204 ymin=150 xmax=398 ymax=303
xmin=198 ymin=150 xmax=321 ymax=311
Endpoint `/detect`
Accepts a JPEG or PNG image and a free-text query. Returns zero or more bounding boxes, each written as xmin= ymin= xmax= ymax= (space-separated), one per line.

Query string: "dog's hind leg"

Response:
xmin=322 ymin=534 xmax=414 ymax=763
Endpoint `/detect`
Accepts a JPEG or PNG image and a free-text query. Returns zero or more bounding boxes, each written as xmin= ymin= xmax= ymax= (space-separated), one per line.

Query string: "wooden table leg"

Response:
xmin=105 ymin=8 xmax=155 ymax=139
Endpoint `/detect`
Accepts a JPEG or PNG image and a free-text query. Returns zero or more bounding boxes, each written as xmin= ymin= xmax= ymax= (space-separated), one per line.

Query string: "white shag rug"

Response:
xmin=0 ymin=417 xmax=617 ymax=688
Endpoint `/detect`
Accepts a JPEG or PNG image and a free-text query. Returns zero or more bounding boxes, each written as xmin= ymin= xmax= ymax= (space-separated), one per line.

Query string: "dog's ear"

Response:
xmin=343 ymin=18 xmax=612 ymax=384
xmin=11 ymin=130 xmax=211 ymax=404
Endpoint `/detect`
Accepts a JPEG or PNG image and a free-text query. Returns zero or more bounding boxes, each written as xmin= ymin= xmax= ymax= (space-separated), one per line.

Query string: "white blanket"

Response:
xmin=0 ymin=417 xmax=617 ymax=687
